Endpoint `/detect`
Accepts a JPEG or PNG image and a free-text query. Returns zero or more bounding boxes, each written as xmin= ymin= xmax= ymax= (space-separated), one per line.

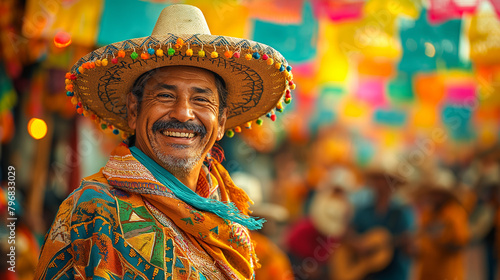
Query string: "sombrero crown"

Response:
xmin=65 ymin=4 xmax=295 ymax=138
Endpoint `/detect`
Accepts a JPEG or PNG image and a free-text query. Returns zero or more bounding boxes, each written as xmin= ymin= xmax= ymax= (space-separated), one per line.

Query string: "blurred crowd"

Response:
xmin=233 ymin=130 xmax=500 ymax=280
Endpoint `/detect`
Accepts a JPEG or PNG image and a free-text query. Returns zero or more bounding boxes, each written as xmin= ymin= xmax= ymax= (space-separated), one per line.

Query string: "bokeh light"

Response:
xmin=54 ymin=31 xmax=72 ymax=48
xmin=27 ymin=118 xmax=47 ymax=140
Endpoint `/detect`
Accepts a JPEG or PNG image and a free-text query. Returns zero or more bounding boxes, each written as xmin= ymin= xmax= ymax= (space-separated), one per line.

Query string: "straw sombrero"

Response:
xmin=64 ymin=4 xmax=295 ymax=138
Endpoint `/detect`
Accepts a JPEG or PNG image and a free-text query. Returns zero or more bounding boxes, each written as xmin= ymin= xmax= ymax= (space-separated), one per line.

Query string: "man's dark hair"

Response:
xmin=130 ymin=66 xmax=228 ymax=119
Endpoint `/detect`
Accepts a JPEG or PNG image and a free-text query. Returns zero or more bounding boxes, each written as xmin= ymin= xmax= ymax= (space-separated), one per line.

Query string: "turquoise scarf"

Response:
xmin=130 ymin=146 xmax=264 ymax=230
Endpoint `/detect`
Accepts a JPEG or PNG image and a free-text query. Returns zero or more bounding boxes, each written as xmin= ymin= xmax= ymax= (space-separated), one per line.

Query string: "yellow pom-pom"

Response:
xmin=211 ymin=51 xmax=218 ymax=58
xmin=78 ymin=66 xmax=85 ymax=74
xmin=245 ymin=53 xmax=252 ymax=60
xmin=83 ymin=110 xmax=89 ymax=117
xmin=71 ymin=97 xmax=78 ymax=105
xmin=95 ymin=60 xmax=102 ymax=67
xmin=156 ymin=49 xmax=164 ymax=56
xmin=101 ymin=59 xmax=108 ymax=66
xmin=186 ymin=49 xmax=193 ymax=56
xmin=290 ymin=84 xmax=296 ymax=90
xmin=275 ymin=62 xmax=282 ymax=69
xmin=267 ymin=58 xmax=274 ymax=65
xmin=198 ymin=50 xmax=206 ymax=57
xmin=65 ymin=79 xmax=71 ymax=85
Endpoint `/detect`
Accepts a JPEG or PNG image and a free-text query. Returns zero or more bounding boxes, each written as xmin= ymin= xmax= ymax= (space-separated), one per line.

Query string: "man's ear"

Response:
xmin=127 ymin=92 xmax=139 ymax=130
xmin=217 ymin=108 xmax=228 ymax=140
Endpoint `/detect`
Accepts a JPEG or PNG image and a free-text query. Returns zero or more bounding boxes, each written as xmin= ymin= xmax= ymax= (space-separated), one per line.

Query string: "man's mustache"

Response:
xmin=152 ymin=119 xmax=207 ymax=137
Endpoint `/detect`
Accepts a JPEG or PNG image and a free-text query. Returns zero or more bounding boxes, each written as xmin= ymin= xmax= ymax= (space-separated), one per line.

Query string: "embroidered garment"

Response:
xmin=35 ymin=143 xmax=258 ymax=280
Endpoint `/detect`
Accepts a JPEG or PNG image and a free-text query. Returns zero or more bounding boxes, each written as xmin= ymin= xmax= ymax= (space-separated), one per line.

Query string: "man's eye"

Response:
xmin=158 ymin=93 xmax=174 ymax=98
xmin=194 ymin=97 xmax=209 ymax=102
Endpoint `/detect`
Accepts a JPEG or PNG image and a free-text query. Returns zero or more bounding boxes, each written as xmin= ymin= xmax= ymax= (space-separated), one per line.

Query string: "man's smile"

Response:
xmin=160 ymin=129 xmax=196 ymax=139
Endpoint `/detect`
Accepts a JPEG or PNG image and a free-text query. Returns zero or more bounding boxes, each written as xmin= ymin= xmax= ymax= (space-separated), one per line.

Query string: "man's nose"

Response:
xmin=169 ymin=98 xmax=195 ymax=122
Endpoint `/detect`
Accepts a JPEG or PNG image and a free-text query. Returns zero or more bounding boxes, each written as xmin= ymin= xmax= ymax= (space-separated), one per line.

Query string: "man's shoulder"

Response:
xmin=63 ymin=171 xmax=118 ymax=211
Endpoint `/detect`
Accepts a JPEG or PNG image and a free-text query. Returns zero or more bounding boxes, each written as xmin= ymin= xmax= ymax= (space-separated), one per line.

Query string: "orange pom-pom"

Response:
xmin=118 ymin=50 xmax=125 ymax=58
xmin=234 ymin=126 xmax=242 ymax=133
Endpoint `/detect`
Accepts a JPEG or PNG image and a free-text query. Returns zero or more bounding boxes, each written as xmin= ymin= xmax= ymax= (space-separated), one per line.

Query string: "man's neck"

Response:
xmin=171 ymin=164 xmax=202 ymax=192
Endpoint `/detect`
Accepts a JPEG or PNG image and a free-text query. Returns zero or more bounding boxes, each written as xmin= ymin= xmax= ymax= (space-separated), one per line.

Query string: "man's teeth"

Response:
xmin=162 ymin=131 xmax=195 ymax=138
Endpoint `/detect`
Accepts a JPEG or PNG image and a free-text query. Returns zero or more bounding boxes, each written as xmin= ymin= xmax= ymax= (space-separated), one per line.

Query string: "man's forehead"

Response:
xmin=145 ymin=66 xmax=216 ymax=83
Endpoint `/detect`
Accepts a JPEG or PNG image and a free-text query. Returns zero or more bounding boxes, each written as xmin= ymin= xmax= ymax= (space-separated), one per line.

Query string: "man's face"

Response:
xmin=127 ymin=66 xmax=227 ymax=175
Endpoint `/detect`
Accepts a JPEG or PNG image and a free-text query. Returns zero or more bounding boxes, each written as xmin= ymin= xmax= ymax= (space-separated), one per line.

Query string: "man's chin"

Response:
xmin=154 ymin=150 xmax=202 ymax=176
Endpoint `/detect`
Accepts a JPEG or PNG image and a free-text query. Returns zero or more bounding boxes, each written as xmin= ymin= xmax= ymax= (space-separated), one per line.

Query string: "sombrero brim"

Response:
xmin=66 ymin=34 xmax=294 ymax=137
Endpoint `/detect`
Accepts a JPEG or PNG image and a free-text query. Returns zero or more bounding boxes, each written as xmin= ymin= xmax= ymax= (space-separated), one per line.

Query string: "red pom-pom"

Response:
xmin=233 ymin=52 xmax=240 ymax=58
xmin=288 ymin=81 xmax=294 ymax=86
xmin=112 ymin=57 xmax=118 ymax=64
xmin=262 ymin=54 xmax=268 ymax=60
xmin=270 ymin=114 xmax=277 ymax=121
xmin=70 ymin=74 xmax=77 ymax=80
xmin=77 ymin=102 xmax=82 ymax=107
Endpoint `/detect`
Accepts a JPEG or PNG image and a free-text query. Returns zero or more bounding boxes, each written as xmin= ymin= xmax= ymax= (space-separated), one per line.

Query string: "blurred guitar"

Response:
xmin=329 ymin=227 xmax=393 ymax=280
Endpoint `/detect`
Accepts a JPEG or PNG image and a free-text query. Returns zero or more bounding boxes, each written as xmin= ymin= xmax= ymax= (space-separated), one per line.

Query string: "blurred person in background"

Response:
xmin=413 ymin=169 xmax=469 ymax=280
xmin=335 ymin=155 xmax=414 ymax=280
xmin=286 ymin=166 xmax=355 ymax=280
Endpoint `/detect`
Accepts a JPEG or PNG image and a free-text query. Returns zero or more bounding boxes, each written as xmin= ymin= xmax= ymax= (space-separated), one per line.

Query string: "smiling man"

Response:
xmin=35 ymin=4 xmax=294 ymax=280
xmin=129 ymin=66 xmax=227 ymax=190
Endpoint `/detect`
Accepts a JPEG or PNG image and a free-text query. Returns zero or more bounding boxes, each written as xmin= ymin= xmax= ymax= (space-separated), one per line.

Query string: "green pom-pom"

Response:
xmin=168 ymin=48 xmax=175 ymax=56
xmin=256 ymin=119 xmax=263 ymax=126
xmin=284 ymin=98 xmax=292 ymax=104
xmin=101 ymin=123 xmax=108 ymax=130
xmin=130 ymin=52 xmax=139 ymax=59
xmin=226 ymin=130 xmax=234 ymax=138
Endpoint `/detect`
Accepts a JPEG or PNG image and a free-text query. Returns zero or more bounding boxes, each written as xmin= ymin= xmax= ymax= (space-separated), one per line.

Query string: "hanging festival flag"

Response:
xmin=309 ymin=85 xmax=345 ymax=134
xmin=244 ymin=0 xmax=304 ymax=24
xmin=412 ymin=103 xmax=438 ymax=128
xmin=311 ymin=0 xmax=365 ymax=21
xmin=336 ymin=12 xmax=401 ymax=59
xmin=399 ymin=10 xmax=462 ymax=73
xmin=445 ymin=81 xmax=476 ymax=105
xmin=364 ymin=0 xmax=420 ymax=19
xmin=358 ymin=56 xmax=395 ymax=77
xmin=356 ymin=77 xmax=387 ymax=107
xmin=97 ymin=0 xmax=169 ymax=45
xmin=316 ymin=19 xmax=349 ymax=83
xmin=441 ymin=104 xmax=475 ymax=141
xmin=373 ymin=108 xmax=408 ymax=127
xmin=387 ymin=72 xmax=414 ymax=104
xmin=414 ymin=73 xmax=445 ymax=104
xmin=428 ymin=0 xmax=479 ymax=23
xmin=252 ymin=1 xmax=318 ymax=63
xmin=185 ymin=0 xmax=250 ymax=38
xmin=469 ymin=8 xmax=500 ymax=64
